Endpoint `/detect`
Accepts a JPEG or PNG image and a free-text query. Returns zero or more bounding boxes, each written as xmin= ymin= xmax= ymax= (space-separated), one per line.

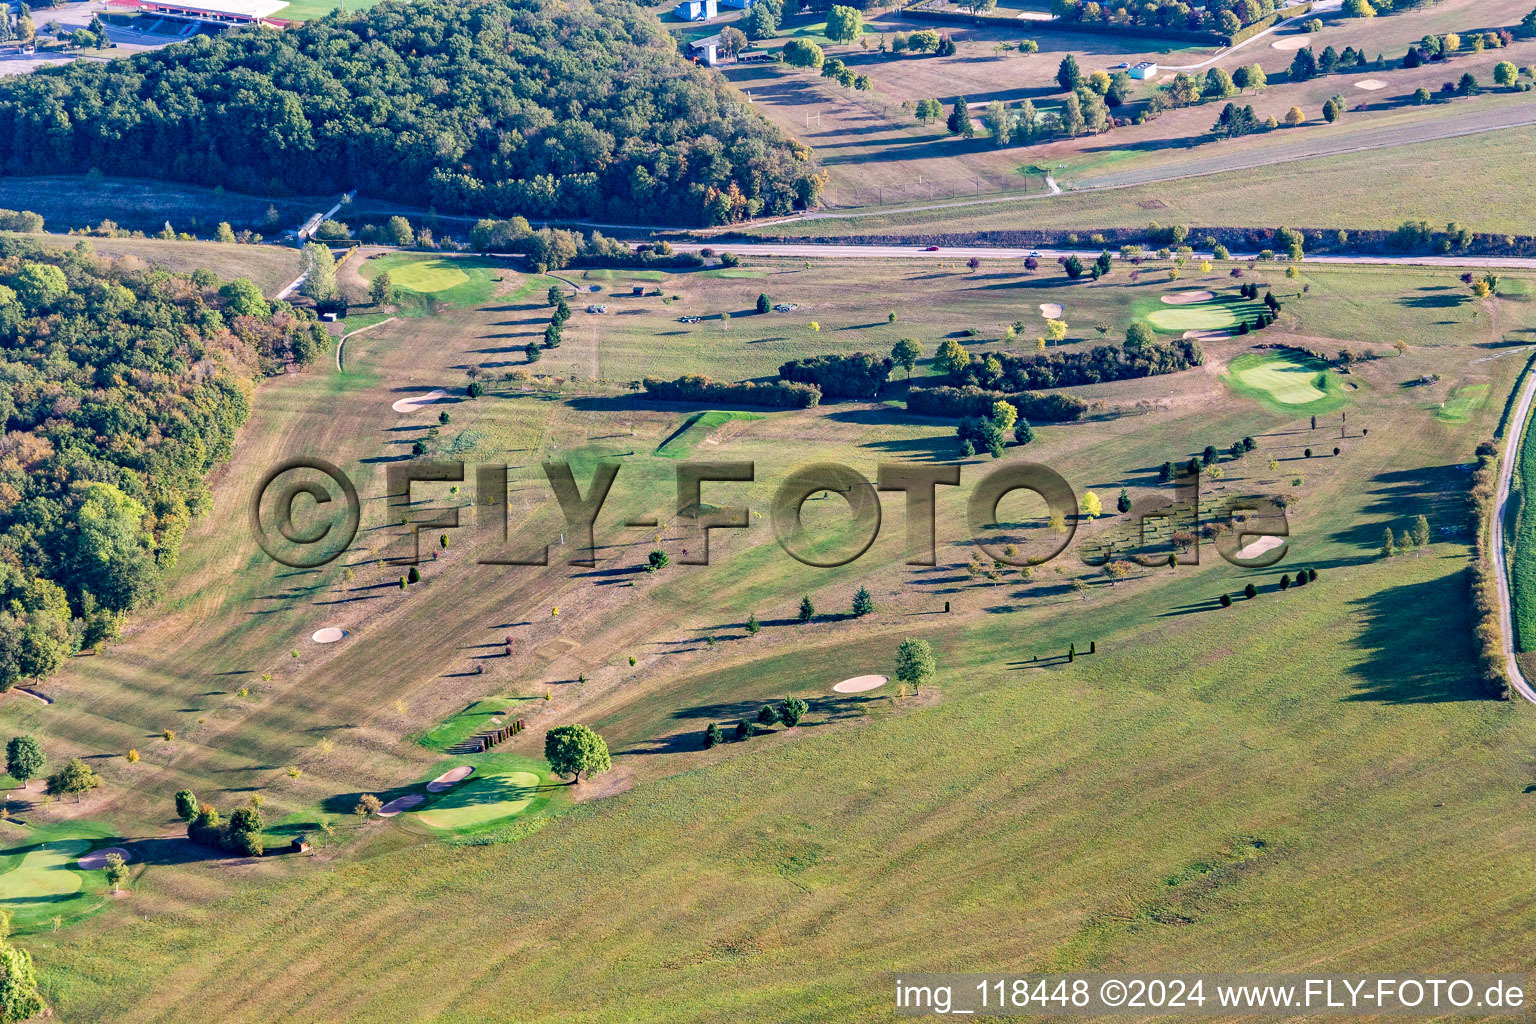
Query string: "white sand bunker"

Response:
xmin=1162 ymin=290 xmax=1215 ymax=304
xmin=391 ymin=389 xmax=447 ymax=414
xmin=1039 ymin=303 xmax=1064 ymax=319
xmin=77 ymin=847 xmax=130 ymax=871
xmin=1237 ymin=535 xmax=1286 ymax=560
xmin=1354 ymin=78 xmax=1386 ymax=91
xmin=311 ymin=627 xmax=347 ymax=644
xmin=833 ymin=674 xmax=888 ymax=694
xmin=377 ymin=793 xmax=425 ymax=817
xmin=1184 ymin=329 xmax=1230 ymax=341
xmin=1272 ymin=34 xmax=1310 ymax=50
xmin=426 ymin=766 xmax=475 ymax=793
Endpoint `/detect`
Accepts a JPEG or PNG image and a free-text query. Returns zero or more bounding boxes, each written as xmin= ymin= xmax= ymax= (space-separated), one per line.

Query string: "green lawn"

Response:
xmin=278 ymin=0 xmax=407 ymax=21
xmin=357 ymin=253 xmax=508 ymax=312
xmin=1224 ymin=350 xmax=1350 ymax=415
xmin=416 ymin=697 xmax=532 ymax=753
xmin=1434 ymin=383 xmax=1490 ymax=424
xmin=655 ymin=410 xmax=766 ymax=458
xmin=417 ymin=769 xmax=543 ymax=830
xmin=0 ymin=822 xmax=121 ymax=931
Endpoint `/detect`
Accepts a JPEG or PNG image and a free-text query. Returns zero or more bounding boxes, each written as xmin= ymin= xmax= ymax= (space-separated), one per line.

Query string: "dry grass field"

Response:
xmin=3 ymin=239 xmax=1536 ymax=1018
xmin=734 ymin=0 xmax=1536 ymax=209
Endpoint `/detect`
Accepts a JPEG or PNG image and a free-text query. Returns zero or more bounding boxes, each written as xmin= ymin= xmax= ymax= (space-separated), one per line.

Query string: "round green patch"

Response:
xmin=1145 ymin=304 xmax=1241 ymax=332
xmin=386 ymin=259 xmax=471 ymax=294
xmin=1224 ymin=351 xmax=1348 ymax=414
xmin=418 ymin=770 xmax=541 ymax=829
xmin=0 ymin=839 xmax=91 ymax=907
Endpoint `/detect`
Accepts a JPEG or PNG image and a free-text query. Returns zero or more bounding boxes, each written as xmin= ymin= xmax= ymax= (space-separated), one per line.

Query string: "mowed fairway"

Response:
xmin=9 ymin=244 xmax=1536 ymax=1020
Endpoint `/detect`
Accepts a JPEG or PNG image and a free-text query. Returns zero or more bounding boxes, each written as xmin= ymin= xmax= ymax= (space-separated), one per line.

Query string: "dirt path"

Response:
xmin=1490 ymin=366 xmax=1536 ymax=705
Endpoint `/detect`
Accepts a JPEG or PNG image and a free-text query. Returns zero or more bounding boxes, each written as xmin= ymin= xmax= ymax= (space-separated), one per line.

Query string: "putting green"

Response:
xmin=418 ymin=770 xmax=541 ymax=829
xmin=1435 ymin=383 xmax=1489 ymax=423
xmin=1224 ymin=351 xmax=1346 ymax=414
xmin=0 ymin=839 xmax=91 ymax=907
xmin=387 ymin=259 xmax=471 ymax=294
xmin=1145 ymin=304 xmax=1241 ymax=332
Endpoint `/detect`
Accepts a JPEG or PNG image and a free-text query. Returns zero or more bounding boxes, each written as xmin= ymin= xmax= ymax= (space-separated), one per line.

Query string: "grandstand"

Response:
xmin=107 ymin=0 xmax=290 ymax=28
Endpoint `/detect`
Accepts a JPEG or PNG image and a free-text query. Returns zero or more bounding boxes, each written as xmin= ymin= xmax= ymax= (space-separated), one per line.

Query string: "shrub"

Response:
xmin=1219 ymin=593 xmax=1232 ymax=607
xmin=703 ymin=722 xmax=722 ymax=749
xmin=779 ymin=697 xmax=809 ymax=727
xmin=1244 ymin=583 xmax=1257 ymax=599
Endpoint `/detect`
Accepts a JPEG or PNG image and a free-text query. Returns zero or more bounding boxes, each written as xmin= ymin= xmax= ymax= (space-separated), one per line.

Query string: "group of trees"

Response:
xmin=0 ymin=0 xmax=824 ymax=226
xmin=0 ymin=242 xmax=329 ymax=692
xmin=530 ymin=289 xmax=570 ymax=362
xmin=908 ymin=385 xmax=1087 ymax=423
xmin=777 ymin=353 xmax=893 ymax=400
xmin=1467 ymin=439 xmax=1510 ymax=699
xmin=1050 ymin=0 xmax=1279 ymax=34
xmin=702 ymin=697 xmax=808 ymax=749
xmin=0 ymin=3 xmax=36 ymax=44
xmin=820 ymin=56 xmax=872 ymax=94
xmin=182 ymin=790 xmax=264 ymax=856
xmin=889 ymin=29 xmax=948 ymax=54
xmin=743 ymin=0 xmax=783 ymax=39
xmin=957 ymin=399 xmax=1031 ymax=458
xmin=1289 ymin=44 xmax=1374 ymax=81
xmin=466 ymin=218 xmax=706 ymax=272
xmin=1380 ymin=514 xmax=1431 ymax=558
xmin=942 ymin=324 xmax=1204 ymax=392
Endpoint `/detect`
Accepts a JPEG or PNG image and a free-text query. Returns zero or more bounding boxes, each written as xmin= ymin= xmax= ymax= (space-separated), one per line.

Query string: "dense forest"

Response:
xmin=0 ymin=0 xmax=824 ymax=226
xmin=0 ymin=239 xmax=328 ymax=690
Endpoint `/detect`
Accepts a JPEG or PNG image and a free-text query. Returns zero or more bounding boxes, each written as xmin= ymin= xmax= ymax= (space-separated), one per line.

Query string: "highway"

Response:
xmin=660 ymin=240 xmax=1536 ymax=271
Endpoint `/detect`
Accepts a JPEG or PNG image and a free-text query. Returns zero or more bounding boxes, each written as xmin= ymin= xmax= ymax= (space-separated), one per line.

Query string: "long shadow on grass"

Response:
xmin=1329 ymin=464 xmax=1466 ymax=553
xmin=1344 ymin=568 xmax=1486 ymax=704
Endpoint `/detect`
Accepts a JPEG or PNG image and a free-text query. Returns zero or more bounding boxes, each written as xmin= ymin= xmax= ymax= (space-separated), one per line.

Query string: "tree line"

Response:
xmin=0 ymin=0 xmax=824 ymax=226
xmin=0 ymin=239 xmax=329 ymax=692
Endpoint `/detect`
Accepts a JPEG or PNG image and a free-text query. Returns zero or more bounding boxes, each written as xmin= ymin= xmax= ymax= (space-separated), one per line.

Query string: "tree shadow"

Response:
xmin=1343 ymin=569 xmax=1488 ymax=704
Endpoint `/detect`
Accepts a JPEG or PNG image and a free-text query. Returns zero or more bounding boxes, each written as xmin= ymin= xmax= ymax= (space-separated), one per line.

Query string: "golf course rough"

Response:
xmin=1223 ymin=350 xmax=1349 ymax=414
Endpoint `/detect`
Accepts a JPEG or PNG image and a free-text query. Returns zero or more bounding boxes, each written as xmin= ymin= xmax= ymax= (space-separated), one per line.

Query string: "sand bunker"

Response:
xmin=1038 ymin=303 xmax=1064 ymax=319
xmin=376 ymin=793 xmax=425 ymax=817
xmin=1184 ymin=329 xmax=1231 ymax=341
xmin=833 ymin=674 xmax=888 ymax=694
xmin=1236 ymin=535 xmax=1286 ymax=560
xmin=311 ymin=627 xmax=347 ymax=644
xmin=1271 ymin=34 xmax=1310 ymax=50
xmin=426 ymin=766 xmax=475 ymax=793
xmin=391 ymin=389 xmax=447 ymax=414
xmin=77 ymin=847 xmax=130 ymax=871
xmin=1354 ymin=78 xmax=1386 ymax=90
xmin=1162 ymin=290 xmax=1215 ymax=305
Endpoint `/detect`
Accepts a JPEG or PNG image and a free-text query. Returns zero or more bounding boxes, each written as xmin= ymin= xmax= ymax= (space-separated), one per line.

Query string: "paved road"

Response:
xmin=659 ymin=240 xmax=1536 ymax=271
xmin=1490 ymin=366 xmax=1536 ymax=706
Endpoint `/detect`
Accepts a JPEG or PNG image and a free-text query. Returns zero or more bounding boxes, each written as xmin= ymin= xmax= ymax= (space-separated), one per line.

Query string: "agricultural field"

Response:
xmin=3 ymin=235 xmax=1536 ymax=1019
